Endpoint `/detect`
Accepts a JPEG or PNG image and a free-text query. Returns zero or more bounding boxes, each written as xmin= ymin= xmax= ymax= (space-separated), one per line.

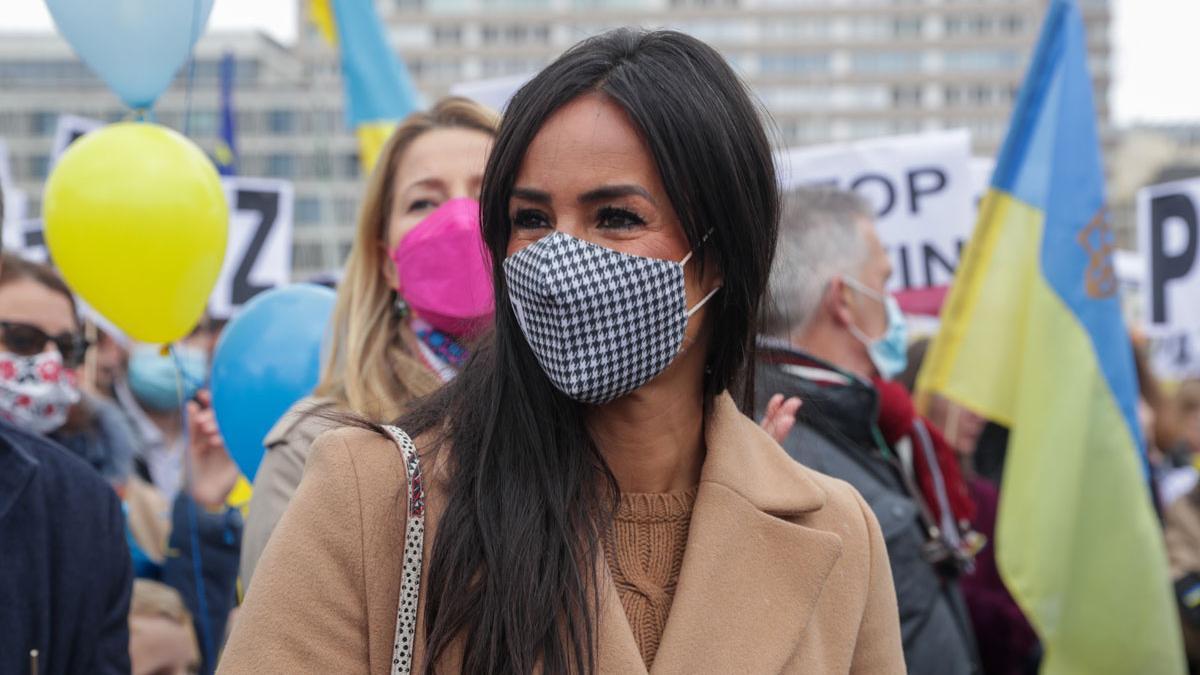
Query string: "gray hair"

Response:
xmin=760 ymin=186 xmax=874 ymax=337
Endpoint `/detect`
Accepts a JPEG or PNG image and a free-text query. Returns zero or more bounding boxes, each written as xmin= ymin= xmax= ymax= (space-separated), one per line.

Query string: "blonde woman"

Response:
xmin=239 ymin=98 xmax=498 ymax=587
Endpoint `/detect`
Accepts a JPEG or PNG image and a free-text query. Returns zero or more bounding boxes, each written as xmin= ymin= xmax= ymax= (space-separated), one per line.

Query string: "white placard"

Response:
xmin=1138 ymin=177 xmax=1200 ymax=378
xmin=969 ymin=157 xmax=995 ymax=209
xmin=0 ymin=139 xmax=14 ymax=192
xmin=776 ymin=129 xmax=974 ymax=292
xmin=449 ymin=73 xmax=531 ymax=113
xmin=51 ymin=114 xmax=104 ymax=165
xmin=209 ymin=177 xmax=294 ymax=319
xmin=1 ymin=190 xmax=33 ymax=255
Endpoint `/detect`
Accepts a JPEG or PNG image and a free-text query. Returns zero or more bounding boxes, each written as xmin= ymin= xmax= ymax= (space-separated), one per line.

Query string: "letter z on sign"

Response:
xmin=210 ymin=177 xmax=294 ymax=319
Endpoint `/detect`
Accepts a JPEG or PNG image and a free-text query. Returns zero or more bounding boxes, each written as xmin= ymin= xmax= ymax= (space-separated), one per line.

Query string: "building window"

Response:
xmin=334 ymin=197 xmax=359 ymax=223
xmin=30 ymin=111 xmax=56 ymax=136
xmin=293 ymin=242 xmax=327 ymax=271
xmin=267 ymin=110 xmax=296 ymax=135
xmin=851 ymin=51 xmax=923 ymax=74
xmin=433 ymin=25 xmax=462 ymax=45
xmin=296 ymin=197 xmax=323 ymax=225
xmin=341 ymin=153 xmax=360 ymax=179
xmin=892 ymin=17 xmax=923 ymax=38
xmin=944 ymin=50 xmax=1023 ymax=72
xmin=266 ymin=154 xmax=295 ymax=178
xmin=760 ymin=54 xmax=831 ymax=75
xmin=186 ymin=110 xmax=218 ymax=137
xmin=27 ymin=154 xmax=51 ymax=180
xmin=891 ymin=85 xmax=923 ymax=107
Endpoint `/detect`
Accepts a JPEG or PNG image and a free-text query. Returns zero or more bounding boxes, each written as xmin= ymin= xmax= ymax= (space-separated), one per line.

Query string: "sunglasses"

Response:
xmin=0 ymin=321 xmax=90 ymax=368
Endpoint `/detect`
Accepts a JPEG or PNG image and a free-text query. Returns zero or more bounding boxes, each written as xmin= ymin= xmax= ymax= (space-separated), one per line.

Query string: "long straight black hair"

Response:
xmin=398 ymin=28 xmax=779 ymax=674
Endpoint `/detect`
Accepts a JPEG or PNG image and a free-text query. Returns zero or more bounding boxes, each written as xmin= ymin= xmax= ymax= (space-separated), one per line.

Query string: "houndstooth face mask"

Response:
xmin=503 ymin=231 xmax=720 ymax=404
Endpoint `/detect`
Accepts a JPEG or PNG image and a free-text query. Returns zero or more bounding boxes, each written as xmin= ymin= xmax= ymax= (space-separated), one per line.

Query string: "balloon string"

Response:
xmin=181 ymin=0 xmax=202 ymax=137
xmin=172 ymin=343 xmax=215 ymax=671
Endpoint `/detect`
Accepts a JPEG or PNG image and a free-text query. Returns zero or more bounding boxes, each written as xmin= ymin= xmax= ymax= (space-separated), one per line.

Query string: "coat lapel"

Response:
xmin=649 ymin=394 xmax=845 ymax=674
xmin=596 ymin=563 xmax=652 ymax=674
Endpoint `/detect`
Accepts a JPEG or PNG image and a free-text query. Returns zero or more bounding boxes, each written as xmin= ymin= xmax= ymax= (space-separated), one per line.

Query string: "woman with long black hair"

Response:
xmin=219 ymin=29 xmax=903 ymax=674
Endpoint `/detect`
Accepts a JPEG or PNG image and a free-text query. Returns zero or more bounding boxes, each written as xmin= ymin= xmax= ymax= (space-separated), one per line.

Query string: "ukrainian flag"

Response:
xmin=917 ymin=1 xmax=1184 ymax=672
xmin=311 ymin=0 xmax=421 ymax=172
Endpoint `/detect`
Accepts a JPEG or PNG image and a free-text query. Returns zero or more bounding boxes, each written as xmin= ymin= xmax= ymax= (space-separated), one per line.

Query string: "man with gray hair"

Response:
xmin=756 ymin=186 xmax=980 ymax=675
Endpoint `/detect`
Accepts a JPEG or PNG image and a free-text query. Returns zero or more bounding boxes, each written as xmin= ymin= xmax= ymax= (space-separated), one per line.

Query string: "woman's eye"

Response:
xmin=408 ymin=199 xmax=438 ymax=213
xmin=512 ymin=209 xmax=550 ymax=230
xmin=597 ymin=207 xmax=646 ymax=230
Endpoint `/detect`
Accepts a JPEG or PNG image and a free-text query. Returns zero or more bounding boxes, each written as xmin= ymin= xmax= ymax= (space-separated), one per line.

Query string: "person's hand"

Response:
xmin=187 ymin=389 xmax=239 ymax=510
xmin=760 ymin=393 xmax=802 ymax=444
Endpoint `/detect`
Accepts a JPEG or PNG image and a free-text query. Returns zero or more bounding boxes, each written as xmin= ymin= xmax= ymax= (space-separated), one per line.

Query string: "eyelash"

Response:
xmin=510 ymin=206 xmax=648 ymax=230
xmin=596 ymin=206 xmax=646 ymax=230
xmin=407 ymin=199 xmax=438 ymax=213
xmin=512 ymin=208 xmax=550 ymax=230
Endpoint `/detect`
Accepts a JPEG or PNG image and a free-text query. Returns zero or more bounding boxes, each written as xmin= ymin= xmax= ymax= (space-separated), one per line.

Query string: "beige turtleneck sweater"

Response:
xmin=604 ymin=487 xmax=699 ymax=668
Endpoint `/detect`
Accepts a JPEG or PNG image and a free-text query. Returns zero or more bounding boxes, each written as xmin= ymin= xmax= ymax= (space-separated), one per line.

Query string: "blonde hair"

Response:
xmin=314 ymin=97 xmax=499 ymax=420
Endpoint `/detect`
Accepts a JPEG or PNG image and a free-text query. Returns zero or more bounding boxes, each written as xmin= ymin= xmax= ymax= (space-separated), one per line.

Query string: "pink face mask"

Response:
xmin=391 ymin=197 xmax=495 ymax=337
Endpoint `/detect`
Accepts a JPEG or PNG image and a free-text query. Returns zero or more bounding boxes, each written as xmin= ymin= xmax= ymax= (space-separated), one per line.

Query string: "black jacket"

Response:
xmin=756 ymin=345 xmax=979 ymax=675
xmin=0 ymin=420 xmax=132 ymax=675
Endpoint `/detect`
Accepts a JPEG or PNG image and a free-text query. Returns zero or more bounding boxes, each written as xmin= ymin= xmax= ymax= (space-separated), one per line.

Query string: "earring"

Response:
xmin=393 ymin=292 xmax=410 ymax=320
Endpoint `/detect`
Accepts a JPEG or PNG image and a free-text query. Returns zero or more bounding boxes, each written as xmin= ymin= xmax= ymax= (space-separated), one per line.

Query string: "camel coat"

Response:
xmin=218 ymin=393 xmax=905 ymax=673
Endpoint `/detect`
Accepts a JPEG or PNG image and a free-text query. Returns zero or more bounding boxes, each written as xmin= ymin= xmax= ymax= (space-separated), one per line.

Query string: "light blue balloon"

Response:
xmin=46 ymin=0 xmax=215 ymax=110
xmin=211 ymin=284 xmax=337 ymax=481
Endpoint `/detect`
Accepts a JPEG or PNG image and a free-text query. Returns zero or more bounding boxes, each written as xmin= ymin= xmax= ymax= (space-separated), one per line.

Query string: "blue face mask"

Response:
xmin=844 ymin=277 xmax=908 ymax=380
xmin=127 ymin=345 xmax=208 ymax=412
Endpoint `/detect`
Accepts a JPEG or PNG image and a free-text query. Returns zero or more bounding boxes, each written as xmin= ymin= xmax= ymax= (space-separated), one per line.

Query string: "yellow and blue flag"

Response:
xmin=312 ymin=0 xmax=421 ymax=172
xmin=917 ymin=1 xmax=1184 ymax=672
xmin=214 ymin=52 xmax=237 ymax=176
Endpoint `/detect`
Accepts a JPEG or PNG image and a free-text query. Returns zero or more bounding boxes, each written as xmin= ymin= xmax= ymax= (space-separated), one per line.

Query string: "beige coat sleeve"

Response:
xmin=238 ymin=400 xmax=336 ymax=589
xmin=219 ymin=427 xmax=402 ymax=674
xmin=848 ymin=488 xmax=907 ymax=674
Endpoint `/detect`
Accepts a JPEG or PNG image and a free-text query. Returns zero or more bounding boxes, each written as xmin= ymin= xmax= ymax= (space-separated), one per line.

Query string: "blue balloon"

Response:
xmin=211 ymin=284 xmax=336 ymax=481
xmin=46 ymin=0 xmax=215 ymax=110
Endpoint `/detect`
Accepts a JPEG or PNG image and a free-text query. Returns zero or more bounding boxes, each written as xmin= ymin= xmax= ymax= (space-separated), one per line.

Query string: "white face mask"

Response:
xmin=503 ymin=232 xmax=720 ymax=404
xmin=0 ymin=350 xmax=81 ymax=434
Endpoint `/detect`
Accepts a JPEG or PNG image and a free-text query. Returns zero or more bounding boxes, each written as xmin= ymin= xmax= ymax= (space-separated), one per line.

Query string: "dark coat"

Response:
xmin=0 ymin=420 xmax=132 ymax=675
xmin=757 ymin=346 xmax=979 ymax=675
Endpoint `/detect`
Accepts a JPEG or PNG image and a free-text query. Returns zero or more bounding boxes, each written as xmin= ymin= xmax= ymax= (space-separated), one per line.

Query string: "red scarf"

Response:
xmin=873 ymin=376 xmax=975 ymax=525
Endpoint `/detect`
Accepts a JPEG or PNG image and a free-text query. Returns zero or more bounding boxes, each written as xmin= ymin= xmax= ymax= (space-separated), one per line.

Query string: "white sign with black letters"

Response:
xmin=1139 ymin=177 xmax=1200 ymax=378
xmin=51 ymin=114 xmax=104 ymax=165
xmin=210 ymin=177 xmax=294 ymax=319
xmin=776 ymin=129 xmax=975 ymax=292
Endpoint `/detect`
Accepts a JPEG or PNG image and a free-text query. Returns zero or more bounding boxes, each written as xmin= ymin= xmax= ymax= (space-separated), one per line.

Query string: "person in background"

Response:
xmin=220 ymin=29 xmax=903 ymax=673
xmin=239 ymin=96 xmax=499 ymax=588
xmin=0 ymin=249 xmax=132 ymax=674
xmin=110 ymin=329 xmax=243 ymax=675
xmin=756 ymin=186 xmax=979 ymax=674
xmin=1168 ymin=379 xmax=1200 ymax=465
xmin=902 ymin=337 xmax=1040 ymax=675
xmin=117 ymin=328 xmax=229 ymax=504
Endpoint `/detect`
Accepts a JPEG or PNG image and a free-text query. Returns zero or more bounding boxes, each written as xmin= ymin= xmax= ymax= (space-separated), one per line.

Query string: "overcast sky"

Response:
xmin=2 ymin=0 xmax=1196 ymax=125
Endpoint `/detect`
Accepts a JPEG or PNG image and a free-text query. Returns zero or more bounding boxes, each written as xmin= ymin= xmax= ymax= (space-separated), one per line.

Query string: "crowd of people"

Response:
xmin=3 ymin=27 xmax=1200 ymax=675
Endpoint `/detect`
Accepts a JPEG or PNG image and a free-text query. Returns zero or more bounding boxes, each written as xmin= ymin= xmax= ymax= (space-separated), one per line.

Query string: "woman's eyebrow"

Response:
xmin=402 ymin=177 xmax=449 ymax=193
xmin=578 ymin=184 xmax=656 ymax=206
xmin=512 ymin=187 xmax=552 ymax=205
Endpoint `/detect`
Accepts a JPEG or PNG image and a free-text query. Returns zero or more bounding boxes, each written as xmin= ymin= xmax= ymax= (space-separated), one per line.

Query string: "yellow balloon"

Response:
xmin=44 ymin=122 xmax=228 ymax=343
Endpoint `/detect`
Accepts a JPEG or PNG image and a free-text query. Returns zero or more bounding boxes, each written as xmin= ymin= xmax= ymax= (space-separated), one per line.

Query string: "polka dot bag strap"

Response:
xmin=383 ymin=425 xmax=425 ymax=675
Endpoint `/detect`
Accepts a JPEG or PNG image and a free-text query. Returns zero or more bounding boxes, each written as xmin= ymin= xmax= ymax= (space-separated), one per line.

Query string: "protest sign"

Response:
xmin=776 ymin=129 xmax=974 ymax=296
xmin=1139 ymin=177 xmax=1200 ymax=378
xmin=51 ymin=114 xmax=104 ymax=165
xmin=209 ymin=177 xmax=294 ymax=319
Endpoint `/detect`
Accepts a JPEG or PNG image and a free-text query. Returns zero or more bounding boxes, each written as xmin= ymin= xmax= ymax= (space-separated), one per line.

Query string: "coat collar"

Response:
xmin=597 ymin=392 xmax=845 ymax=674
